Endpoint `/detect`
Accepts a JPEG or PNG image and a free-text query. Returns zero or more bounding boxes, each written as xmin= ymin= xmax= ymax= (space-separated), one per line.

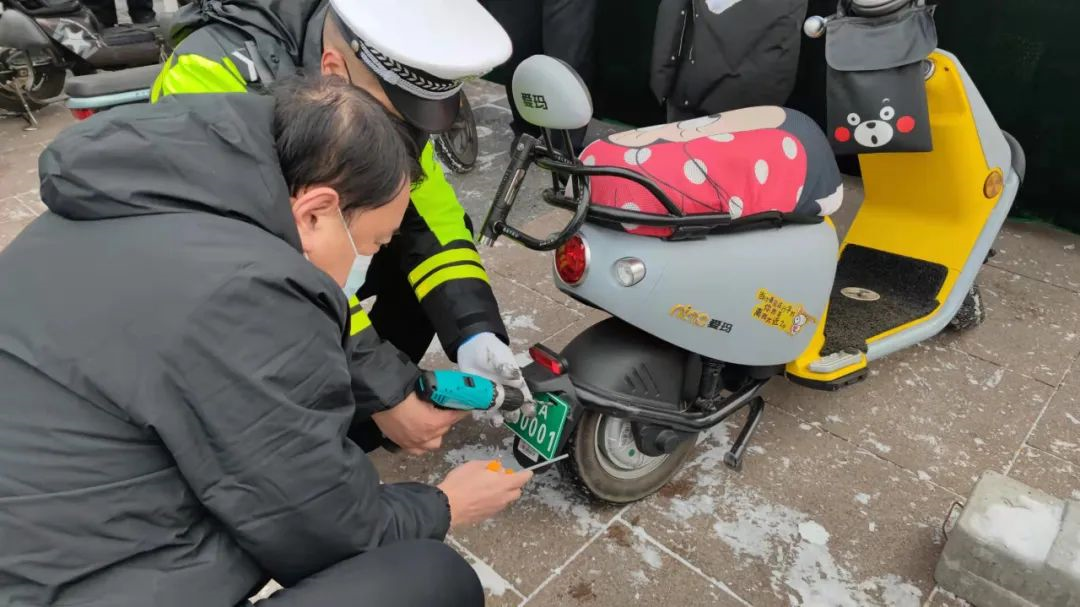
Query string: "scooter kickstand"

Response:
xmin=11 ymin=77 xmax=38 ymax=131
xmin=723 ymin=397 xmax=765 ymax=471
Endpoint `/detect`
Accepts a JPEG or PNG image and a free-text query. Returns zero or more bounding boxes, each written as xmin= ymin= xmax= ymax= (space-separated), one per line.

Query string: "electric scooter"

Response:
xmin=0 ymin=0 xmax=168 ymax=127
xmin=58 ymin=16 xmax=480 ymax=169
xmin=481 ymin=0 xmax=1025 ymax=504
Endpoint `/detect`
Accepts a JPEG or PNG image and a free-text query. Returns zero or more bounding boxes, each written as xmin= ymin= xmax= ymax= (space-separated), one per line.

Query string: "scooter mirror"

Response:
xmin=511 ymin=55 xmax=593 ymax=132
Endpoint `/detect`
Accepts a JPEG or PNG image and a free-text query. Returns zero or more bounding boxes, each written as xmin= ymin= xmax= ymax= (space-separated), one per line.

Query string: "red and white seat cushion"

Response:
xmin=579 ymin=106 xmax=844 ymax=237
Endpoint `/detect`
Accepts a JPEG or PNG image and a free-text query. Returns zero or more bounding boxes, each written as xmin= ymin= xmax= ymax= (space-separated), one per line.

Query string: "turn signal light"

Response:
xmin=983 ymin=170 xmax=1004 ymax=199
xmin=555 ymin=234 xmax=589 ymax=285
xmin=529 ymin=344 xmax=567 ymax=376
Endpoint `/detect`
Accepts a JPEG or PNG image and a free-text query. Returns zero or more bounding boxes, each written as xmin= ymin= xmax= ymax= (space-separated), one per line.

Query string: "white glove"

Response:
xmin=457 ymin=332 xmax=534 ymax=404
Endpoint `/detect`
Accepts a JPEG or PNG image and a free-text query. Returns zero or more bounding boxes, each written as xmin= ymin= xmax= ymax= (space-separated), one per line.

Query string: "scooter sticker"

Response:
xmin=670 ymin=304 xmax=734 ymax=334
xmin=752 ymin=289 xmax=816 ymax=336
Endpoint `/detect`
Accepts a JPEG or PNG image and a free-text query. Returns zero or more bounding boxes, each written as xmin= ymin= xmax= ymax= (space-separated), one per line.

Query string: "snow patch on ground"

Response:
xmin=968 ymin=494 xmax=1063 ymax=564
xmin=468 ymin=555 xmax=514 ymax=597
xmin=635 ymin=541 xmax=664 ymax=569
xmin=442 ymin=438 xmax=602 ymax=536
xmin=504 ymin=313 xmax=540 ymax=332
xmin=799 ymin=521 xmax=830 ymax=545
xmin=865 ymin=438 xmax=893 ymax=454
xmin=984 ymin=368 xmax=1006 ymax=389
xmin=653 ymin=431 xmax=923 ymax=606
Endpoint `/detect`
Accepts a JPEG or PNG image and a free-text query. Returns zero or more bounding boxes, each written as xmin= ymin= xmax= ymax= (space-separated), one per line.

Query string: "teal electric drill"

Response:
xmin=415 ymin=370 xmax=531 ymax=416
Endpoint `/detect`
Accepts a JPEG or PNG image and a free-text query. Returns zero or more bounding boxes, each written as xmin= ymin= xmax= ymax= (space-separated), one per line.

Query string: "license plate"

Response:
xmin=507 ymin=392 xmax=569 ymax=461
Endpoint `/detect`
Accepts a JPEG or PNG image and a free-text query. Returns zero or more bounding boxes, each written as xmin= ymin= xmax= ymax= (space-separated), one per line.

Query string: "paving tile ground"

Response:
xmin=524 ymin=520 xmax=749 ymax=606
xmin=624 ymin=411 xmax=955 ymax=607
xmin=771 ymin=342 xmax=1055 ymax=496
xmin=1007 ymin=445 xmax=1080 ymax=501
xmin=3 ymin=79 xmax=1080 ymax=607
xmin=1027 ymin=370 xmax=1080 ymax=467
xmin=940 ymin=265 xmax=1080 ymax=386
xmin=990 ymin=220 xmax=1080 ymax=293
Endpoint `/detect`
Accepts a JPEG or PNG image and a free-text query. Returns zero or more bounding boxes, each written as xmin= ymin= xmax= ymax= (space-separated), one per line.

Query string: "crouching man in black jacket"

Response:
xmin=0 ymin=75 xmax=530 ymax=607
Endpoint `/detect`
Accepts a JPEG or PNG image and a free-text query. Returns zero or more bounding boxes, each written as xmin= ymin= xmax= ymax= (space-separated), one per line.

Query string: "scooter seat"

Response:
xmin=579 ymin=106 xmax=844 ymax=238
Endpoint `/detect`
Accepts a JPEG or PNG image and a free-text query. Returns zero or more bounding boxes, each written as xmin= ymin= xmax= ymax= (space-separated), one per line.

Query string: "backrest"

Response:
xmin=510 ymin=54 xmax=593 ymax=131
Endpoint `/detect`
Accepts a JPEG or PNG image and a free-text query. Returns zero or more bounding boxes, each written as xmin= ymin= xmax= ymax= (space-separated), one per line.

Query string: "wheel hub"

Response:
xmin=594 ymin=416 xmax=668 ymax=479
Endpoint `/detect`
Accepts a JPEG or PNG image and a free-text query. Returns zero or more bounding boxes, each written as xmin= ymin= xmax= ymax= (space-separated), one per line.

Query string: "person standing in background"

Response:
xmin=83 ymin=0 xmax=157 ymax=26
xmin=652 ymin=0 xmax=808 ymax=121
xmin=482 ymin=0 xmax=598 ymax=154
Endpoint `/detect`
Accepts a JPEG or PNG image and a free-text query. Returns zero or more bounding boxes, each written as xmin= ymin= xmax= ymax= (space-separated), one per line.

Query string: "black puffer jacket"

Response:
xmin=0 ymin=94 xmax=450 ymax=607
xmin=651 ymin=0 xmax=808 ymax=119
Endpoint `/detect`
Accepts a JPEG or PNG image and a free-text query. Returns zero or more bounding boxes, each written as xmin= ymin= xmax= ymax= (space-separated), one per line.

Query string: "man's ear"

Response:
xmin=291 ymin=186 xmax=341 ymax=252
xmin=321 ymin=48 xmax=349 ymax=79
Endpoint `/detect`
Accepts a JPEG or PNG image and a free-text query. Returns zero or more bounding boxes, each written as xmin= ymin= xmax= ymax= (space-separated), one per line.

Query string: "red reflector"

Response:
xmin=70 ymin=108 xmax=95 ymax=121
xmin=555 ymin=234 xmax=588 ymax=285
xmin=529 ymin=345 xmax=565 ymax=376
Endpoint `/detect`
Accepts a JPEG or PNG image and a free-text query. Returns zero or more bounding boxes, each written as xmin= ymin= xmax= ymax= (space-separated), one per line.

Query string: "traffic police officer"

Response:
xmin=152 ymin=0 xmax=530 ymax=453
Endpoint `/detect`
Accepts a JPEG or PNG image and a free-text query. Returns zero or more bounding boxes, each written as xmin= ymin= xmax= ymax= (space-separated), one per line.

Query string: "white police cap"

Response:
xmin=329 ymin=0 xmax=512 ymax=133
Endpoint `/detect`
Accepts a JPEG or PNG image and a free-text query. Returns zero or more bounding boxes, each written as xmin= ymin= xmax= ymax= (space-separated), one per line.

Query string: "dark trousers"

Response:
xmin=482 ymin=0 xmax=599 ymax=153
xmin=83 ymin=0 xmax=156 ymax=27
xmin=359 ymin=245 xmax=437 ymax=365
xmin=256 ymin=540 xmax=483 ymax=607
xmin=348 ymin=246 xmax=437 ymax=452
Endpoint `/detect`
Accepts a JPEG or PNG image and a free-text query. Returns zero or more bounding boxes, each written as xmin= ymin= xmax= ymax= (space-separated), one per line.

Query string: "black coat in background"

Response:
xmin=652 ymin=0 xmax=808 ymax=121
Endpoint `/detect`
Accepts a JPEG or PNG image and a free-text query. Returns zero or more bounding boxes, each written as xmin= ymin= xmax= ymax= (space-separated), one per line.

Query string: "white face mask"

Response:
xmin=339 ymin=209 xmax=372 ymax=297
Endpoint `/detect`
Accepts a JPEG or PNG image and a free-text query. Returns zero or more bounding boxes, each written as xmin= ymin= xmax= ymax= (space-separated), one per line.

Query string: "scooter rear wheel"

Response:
xmin=433 ymin=94 xmax=478 ymax=174
xmin=0 ymin=50 xmax=66 ymax=113
xmin=560 ymin=411 xmax=698 ymax=504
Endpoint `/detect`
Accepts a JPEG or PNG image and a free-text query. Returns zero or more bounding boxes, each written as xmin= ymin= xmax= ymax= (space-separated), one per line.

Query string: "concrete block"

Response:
xmin=936 ymin=471 xmax=1080 ymax=607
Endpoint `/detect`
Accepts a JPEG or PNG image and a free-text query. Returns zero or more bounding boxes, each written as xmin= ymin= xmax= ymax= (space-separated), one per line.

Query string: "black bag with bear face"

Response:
xmin=825 ymin=3 xmax=937 ymax=154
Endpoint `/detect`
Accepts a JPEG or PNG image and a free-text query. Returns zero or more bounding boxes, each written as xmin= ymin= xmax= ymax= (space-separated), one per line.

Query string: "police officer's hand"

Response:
xmin=372 ymin=393 xmax=469 ymax=455
xmin=438 ymin=460 xmax=533 ymax=528
xmin=457 ymin=332 xmax=534 ymax=403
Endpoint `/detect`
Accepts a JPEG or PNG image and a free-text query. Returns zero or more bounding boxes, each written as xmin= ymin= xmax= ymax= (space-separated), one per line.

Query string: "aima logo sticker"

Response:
xmin=520 ymin=93 xmax=548 ymax=110
xmin=670 ymin=304 xmax=733 ymax=334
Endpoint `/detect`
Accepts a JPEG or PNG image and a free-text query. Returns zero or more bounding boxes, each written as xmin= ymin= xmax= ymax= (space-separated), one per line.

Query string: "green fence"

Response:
xmin=489 ymin=0 xmax=1078 ymax=232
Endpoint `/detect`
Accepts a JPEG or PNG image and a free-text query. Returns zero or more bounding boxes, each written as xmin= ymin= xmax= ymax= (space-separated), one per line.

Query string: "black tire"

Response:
xmin=0 ymin=51 xmax=66 ymax=113
xmin=433 ymin=94 xmax=478 ymax=174
xmin=948 ymin=283 xmax=986 ymax=331
xmin=559 ymin=410 xmax=699 ymax=505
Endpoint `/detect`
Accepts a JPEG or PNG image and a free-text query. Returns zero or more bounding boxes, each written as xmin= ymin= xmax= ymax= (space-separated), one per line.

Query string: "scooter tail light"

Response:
xmin=555 ymin=233 xmax=589 ymax=285
xmin=70 ymin=108 xmax=95 ymax=121
xmin=529 ymin=344 xmax=567 ymax=376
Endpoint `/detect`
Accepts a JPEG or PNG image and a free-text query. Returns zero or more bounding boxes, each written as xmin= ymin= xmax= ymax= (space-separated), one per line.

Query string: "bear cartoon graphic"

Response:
xmin=833 ymin=99 xmax=917 ymax=149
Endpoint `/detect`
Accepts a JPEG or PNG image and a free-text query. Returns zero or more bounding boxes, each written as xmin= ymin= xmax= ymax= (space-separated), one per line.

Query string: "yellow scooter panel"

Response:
xmin=788 ymin=52 xmax=1006 ymax=386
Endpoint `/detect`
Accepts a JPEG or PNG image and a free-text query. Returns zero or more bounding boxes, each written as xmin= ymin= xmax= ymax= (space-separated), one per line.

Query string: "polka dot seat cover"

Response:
xmin=578 ymin=106 xmax=845 ymax=238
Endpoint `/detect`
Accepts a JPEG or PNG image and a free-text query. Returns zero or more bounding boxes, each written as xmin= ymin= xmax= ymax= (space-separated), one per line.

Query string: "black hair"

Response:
xmin=272 ymin=73 xmax=424 ymax=213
